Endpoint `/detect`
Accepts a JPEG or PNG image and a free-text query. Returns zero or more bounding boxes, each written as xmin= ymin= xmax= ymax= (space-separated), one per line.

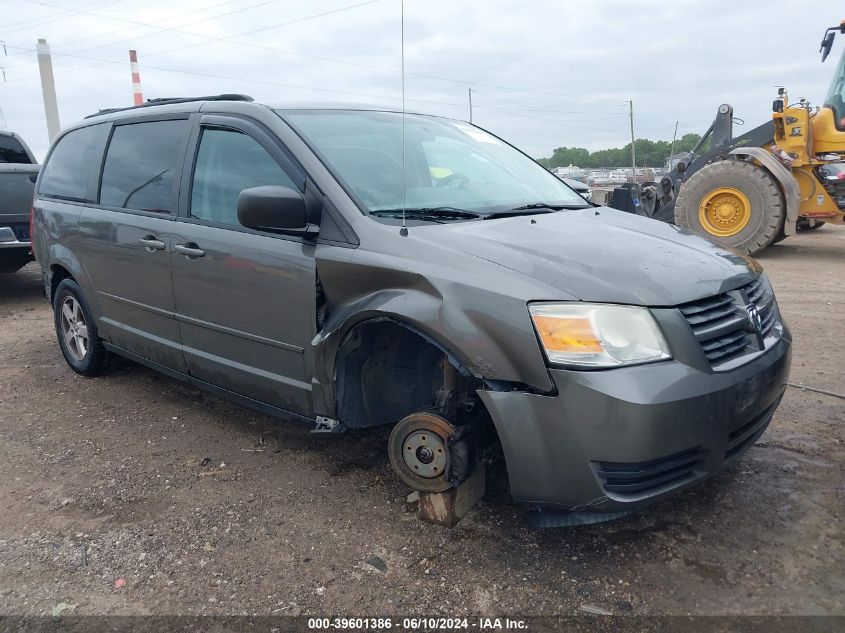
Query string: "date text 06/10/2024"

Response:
xmin=307 ymin=617 xmax=528 ymax=630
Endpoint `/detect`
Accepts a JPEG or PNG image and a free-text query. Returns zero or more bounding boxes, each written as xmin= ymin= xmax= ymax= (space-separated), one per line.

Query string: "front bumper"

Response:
xmin=478 ymin=332 xmax=791 ymax=513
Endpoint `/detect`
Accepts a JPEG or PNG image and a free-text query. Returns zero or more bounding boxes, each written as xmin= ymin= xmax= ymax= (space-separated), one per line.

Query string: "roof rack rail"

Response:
xmin=84 ymin=94 xmax=254 ymax=119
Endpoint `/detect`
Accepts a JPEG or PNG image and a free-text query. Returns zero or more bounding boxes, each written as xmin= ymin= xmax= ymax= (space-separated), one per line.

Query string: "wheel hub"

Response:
xmin=699 ymin=187 xmax=751 ymax=237
xmin=402 ymin=430 xmax=447 ymax=478
xmin=388 ymin=412 xmax=458 ymax=493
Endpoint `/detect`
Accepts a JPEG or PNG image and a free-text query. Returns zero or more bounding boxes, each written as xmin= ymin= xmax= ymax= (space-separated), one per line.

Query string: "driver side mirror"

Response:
xmin=237 ymin=186 xmax=319 ymax=238
xmin=821 ymin=31 xmax=835 ymax=62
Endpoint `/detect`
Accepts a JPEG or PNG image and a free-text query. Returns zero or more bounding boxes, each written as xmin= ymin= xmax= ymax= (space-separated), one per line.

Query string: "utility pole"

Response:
xmin=468 ymin=88 xmax=473 ymax=124
xmin=628 ymin=99 xmax=636 ymax=181
xmin=36 ymin=38 xmax=60 ymax=142
xmin=669 ymin=120 xmax=679 ymax=168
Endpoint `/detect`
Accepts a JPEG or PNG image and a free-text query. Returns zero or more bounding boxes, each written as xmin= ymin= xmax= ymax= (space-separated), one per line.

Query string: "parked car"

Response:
xmin=561 ymin=176 xmax=592 ymax=202
xmin=0 ymin=131 xmax=39 ymax=274
xmin=32 ymin=96 xmax=791 ymax=525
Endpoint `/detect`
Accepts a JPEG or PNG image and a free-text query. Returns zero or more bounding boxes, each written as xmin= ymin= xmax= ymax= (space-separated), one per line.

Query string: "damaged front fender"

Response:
xmin=309 ymin=245 xmax=559 ymax=418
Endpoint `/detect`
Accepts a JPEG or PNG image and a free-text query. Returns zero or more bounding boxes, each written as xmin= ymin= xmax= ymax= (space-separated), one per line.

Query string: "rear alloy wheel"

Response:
xmin=60 ymin=295 xmax=89 ymax=362
xmin=674 ymin=160 xmax=784 ymax=255
xmin=53 ymin=279 xmax=120 ymax=376
xmin=388 ymin=412 xmax=456 ymax=493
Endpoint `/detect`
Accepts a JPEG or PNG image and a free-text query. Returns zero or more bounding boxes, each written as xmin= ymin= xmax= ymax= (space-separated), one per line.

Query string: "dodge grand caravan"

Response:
xmin=33 ymin=95 xmax=791 ymax=525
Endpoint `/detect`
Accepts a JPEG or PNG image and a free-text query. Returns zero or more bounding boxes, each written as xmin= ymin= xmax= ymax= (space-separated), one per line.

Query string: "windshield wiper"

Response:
xmin=483 ymin=202 xmax=590 ymax=219
xmin=369 ymin=206 xmax=481 ymax=220
xmin=511 ymin=202 xmax=590 ymax=211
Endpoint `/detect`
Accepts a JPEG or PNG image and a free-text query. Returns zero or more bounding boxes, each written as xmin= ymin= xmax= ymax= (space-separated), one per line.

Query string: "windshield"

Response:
xmin=824 ymin=46 xmax=845 ymax=130
xmin=280 ymin=110 xmax=588 ymax=218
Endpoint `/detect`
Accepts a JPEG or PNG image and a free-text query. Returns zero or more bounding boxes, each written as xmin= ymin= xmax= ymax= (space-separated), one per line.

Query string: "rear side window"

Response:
xmin=100 ymin=120 xmax=187 ymax=213
xmin=190 ymin=128 xmax=297 ymax=226
xmin=39 ymin=124 xmax=107 ymax=200
xmin=0 ymin=135 xmax=32 ymax=164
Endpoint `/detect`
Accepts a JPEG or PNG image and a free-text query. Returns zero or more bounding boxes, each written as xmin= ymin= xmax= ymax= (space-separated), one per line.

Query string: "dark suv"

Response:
xmin=33 ymin=95 xmax=791 ymax=524
xmin=1 ymin=131 xmax=39 ymax=274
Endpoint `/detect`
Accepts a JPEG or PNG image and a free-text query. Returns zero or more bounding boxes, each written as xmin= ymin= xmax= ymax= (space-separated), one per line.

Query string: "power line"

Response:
xmin=5 ymin=0 xmax=626 ymax=106
xmin=19 ymin=0 xmax=252 ymax=56
xmin=465 ymin=90 xmax=627 ymax=114
xmin=0 ymin=41 xmax=448 ymax=104
xmin=0 ymin=39 xmax=630 ymax=134
xmin=2 ymin=0 xmax=386 ymax=86
xmin=475 ymin=105 xmax=628 ymax=120
xmin=1 ymin=0 xmax=127 ymax=35
xmin=125 ymin=0 xmax=386 ymax=61
xmin=3 ymin=0 xmax=288 ymax=69
xmin=7 ymin=39 xmax=629 ymax=112
xmin=482 ymin=106 xmax=627 ymax=134
xmin=4 ymin=4 xmax=630 ymax=125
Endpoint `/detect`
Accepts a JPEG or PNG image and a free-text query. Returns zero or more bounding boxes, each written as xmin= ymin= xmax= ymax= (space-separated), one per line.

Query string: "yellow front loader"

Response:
xmin=610 ymin=20 xmax=845 ymax=255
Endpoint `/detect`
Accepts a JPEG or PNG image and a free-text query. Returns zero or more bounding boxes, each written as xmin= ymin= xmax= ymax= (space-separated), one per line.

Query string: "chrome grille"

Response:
xmin=679 ymin=276 xmax=778 ymax=366
xmin=744 ymin=276 xmax=776 ymax=336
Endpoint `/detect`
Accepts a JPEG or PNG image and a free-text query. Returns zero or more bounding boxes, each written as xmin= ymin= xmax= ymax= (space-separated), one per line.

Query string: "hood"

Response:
xmin=419 ymin=207 xmax=760 ymax=306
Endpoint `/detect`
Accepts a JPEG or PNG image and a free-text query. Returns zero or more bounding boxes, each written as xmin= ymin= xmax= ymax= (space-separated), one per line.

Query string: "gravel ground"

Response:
xmin=0 ymin=227 xmax=843 ymax=617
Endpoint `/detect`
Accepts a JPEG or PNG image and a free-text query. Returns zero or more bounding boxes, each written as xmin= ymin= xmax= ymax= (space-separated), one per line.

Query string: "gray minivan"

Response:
xmin=33 ymin=95 xmax=791 ymax=524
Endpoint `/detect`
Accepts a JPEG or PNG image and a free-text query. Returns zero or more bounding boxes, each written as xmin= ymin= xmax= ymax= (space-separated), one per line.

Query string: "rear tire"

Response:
xmin=674 ymin=160 xmax=784 ymax=255
xmin=53 ymin=279 xmax=120 ymax=376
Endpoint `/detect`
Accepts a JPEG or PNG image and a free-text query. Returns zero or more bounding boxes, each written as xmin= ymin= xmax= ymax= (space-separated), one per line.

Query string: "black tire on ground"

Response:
xmin=674 ymin=160 xmax=785 ymax=255
xmin=53 ymin=278 xmax=120 ymax=376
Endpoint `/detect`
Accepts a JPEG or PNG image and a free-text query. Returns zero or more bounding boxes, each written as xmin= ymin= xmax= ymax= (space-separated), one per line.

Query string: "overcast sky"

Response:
xmin=0 ymin=0 xmax=841 ymax=161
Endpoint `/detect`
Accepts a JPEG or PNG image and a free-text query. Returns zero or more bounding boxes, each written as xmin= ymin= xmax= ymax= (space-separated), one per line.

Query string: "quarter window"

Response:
xmin=39 ymin=124 xmax=108 ymax=200
xmin=100 ymin=120 xmax=187 ymax=213
xmin=191 ymin=128 xmax=296 ymax=226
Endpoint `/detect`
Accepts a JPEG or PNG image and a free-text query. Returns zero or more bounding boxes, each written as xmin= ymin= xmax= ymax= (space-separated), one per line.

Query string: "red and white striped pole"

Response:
xmin=129 ymin=49 xmax=143 ymax=106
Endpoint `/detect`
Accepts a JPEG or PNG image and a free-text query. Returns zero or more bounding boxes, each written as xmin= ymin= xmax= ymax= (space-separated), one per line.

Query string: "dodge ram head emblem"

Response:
xmin=746 ymin=304 xmax=763 ymax=333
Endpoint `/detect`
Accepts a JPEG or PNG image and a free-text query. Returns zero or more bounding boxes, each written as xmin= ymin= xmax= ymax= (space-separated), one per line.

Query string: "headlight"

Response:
xmin=528 ymin=303 xmax=671 ymax=368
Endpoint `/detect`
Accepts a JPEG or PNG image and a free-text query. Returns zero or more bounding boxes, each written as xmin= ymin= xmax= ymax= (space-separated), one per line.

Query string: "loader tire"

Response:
xmin=674 ymin=160 xmax=784 ymax=255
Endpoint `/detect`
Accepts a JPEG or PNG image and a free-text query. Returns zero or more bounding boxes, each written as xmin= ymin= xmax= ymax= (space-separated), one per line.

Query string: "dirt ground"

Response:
xmin=0 ymin=227 xmax=843 ymax=618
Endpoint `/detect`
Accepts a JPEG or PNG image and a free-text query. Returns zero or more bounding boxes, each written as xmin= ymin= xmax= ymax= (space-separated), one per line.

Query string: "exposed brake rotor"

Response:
xmin=388 ymin=411 xmax=464 ymax=494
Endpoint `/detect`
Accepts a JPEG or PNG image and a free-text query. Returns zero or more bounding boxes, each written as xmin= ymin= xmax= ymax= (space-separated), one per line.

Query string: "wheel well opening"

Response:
xmin=334 ymin=319 xmax=512 ymax=499
xmin=335 ymin=320 xmax=486 ymax=430
xmin=49 ymin=265 xmax=73 ymax=303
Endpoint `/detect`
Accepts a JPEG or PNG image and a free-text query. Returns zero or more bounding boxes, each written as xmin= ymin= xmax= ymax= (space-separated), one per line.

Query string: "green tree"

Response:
xmin=538 ymin=134 xmax=702 ymax=168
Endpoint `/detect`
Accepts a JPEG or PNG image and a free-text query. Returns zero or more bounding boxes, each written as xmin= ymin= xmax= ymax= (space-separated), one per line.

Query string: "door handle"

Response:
xmin=174 ymin=243 xmax=205 ymax=258
xmin=139 ymin=235 xmax=166 ymax=251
